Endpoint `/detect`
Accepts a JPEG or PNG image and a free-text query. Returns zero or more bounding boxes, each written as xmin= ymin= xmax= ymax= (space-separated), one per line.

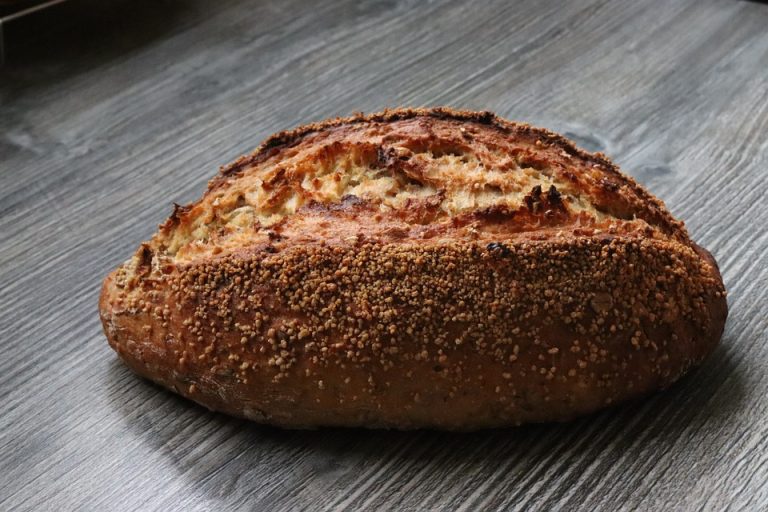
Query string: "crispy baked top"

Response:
xmin=141 ymin=108 xmax=688 ymax=265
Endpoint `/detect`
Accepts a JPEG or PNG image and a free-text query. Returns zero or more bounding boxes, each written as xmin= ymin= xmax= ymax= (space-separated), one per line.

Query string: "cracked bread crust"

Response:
xmin=99 ymin=107 xmax=727 ymax=429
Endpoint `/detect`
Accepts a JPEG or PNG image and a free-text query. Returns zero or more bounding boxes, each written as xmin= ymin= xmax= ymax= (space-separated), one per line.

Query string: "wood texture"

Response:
xmin=1 ymin=0 xmax=766 ymax=510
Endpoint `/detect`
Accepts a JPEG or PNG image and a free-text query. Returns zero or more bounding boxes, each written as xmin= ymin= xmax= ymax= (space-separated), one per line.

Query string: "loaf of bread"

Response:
xmin=100 ymin=108 xmax=727 ymax=429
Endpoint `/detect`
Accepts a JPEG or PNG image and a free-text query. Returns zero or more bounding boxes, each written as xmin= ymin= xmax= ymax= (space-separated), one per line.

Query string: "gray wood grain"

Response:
xmin=1 ymin=0 xmax=767 ymax=510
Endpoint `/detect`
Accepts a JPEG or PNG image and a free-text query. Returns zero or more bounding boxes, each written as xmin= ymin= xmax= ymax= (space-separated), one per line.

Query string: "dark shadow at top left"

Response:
xmin=0 ymin=0 xmax=205 ymax=87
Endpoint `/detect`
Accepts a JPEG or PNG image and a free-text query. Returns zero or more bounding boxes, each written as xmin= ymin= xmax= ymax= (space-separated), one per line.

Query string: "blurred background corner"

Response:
xmin=0 ymin=0 xmax=195 ymax=71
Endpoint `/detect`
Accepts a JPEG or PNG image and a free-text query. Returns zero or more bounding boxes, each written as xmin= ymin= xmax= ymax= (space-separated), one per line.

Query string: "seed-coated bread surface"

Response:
xmin=100 ymin=107 xmax=727 ymax=429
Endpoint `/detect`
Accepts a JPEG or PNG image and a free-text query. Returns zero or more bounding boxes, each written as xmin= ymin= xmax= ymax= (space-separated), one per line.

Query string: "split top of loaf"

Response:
xmin=133 ymin=108 xmax=689 ymax=271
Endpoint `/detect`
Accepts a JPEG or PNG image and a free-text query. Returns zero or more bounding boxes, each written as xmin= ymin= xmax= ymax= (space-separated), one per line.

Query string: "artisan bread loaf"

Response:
xmin=100 ymin=108 xmax=727 ymax=429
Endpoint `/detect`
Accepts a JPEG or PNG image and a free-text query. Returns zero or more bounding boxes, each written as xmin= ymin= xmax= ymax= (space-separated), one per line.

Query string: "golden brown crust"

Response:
xmin=99 ymin=108 xmax=727 ymax=429
xmin=215 ymin=107 xmax=684 ymax=233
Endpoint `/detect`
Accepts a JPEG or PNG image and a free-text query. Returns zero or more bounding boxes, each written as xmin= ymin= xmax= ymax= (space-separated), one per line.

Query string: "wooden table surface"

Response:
xmin=2 ymin=0 xmax=767 ymax=510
